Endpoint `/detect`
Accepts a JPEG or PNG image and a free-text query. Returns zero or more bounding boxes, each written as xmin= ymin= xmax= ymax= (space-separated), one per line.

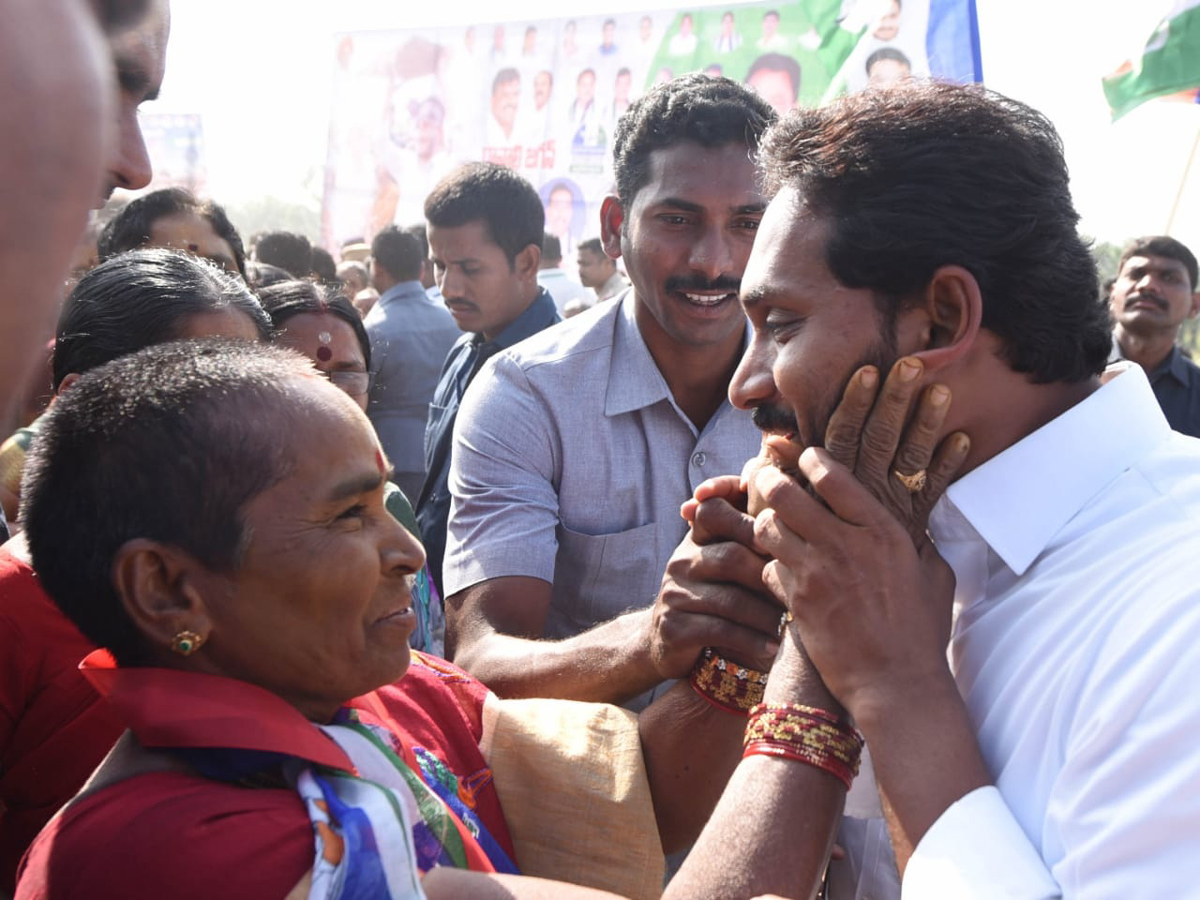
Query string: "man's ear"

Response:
xmin=599 ymin=195 xmax=625 ymax=259
xmin=111 ymin=538 xmax=215 ymax=654
xmin=1188 ymin=289 xmax=1200 ymax=319
xmin=55 ymin=372 xmax=80 ymax=395
xmin=514 ymin=243 xmax=541 ymax=284
xmin=905 ymin=265 xmax=983 ymax=373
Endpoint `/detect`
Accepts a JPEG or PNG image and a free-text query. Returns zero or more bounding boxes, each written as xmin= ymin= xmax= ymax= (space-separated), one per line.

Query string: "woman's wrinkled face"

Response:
xmin=196 ymin=382 xmax=423 ymax=721
xmin=274 ymin=312 xmax=370 ymax=411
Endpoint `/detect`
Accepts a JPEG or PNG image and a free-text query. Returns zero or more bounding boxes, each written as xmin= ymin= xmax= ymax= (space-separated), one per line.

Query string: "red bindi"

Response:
xmin=374 ymin=448 xmax=386 ymax=475
xmin=316 ymin=346 xmax=333 ymax=361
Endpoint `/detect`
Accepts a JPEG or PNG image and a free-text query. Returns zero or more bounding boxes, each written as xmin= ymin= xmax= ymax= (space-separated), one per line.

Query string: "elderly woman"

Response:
xmin=15 ymin=341 xmax=954 ymax=899
xmin=0 ymin=250 xmax=269 ymax=891
xmin=257 ymin=279 xmax=444 ymax=655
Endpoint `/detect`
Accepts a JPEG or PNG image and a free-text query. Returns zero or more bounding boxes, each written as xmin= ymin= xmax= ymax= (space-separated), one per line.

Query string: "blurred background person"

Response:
xmin=254 ymin=230 xmax=312 ymax=279
xmin=311 ymin=245 xmax=338 ymax=285
xmin=405 ymin=222 xmax=442 ymax=303
xmin=537 ymin=232 xmax=592 ymax=315
xmin=365 ymin=227 xmax=459 ymax=505
xmin=98 ymin=187 xmax=246 ymax=279
xmin=336 ymin=259 xmax=370 ymax=298
xmin=1108 ymin=236 xmax=1200 ymax=436
xmin=576 ymin=237 xmax=628 ymax=303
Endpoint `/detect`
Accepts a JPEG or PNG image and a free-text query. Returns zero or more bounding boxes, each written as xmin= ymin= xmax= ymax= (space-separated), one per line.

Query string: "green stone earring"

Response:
xmin=170 ymin=629 xmax=204 ymax=656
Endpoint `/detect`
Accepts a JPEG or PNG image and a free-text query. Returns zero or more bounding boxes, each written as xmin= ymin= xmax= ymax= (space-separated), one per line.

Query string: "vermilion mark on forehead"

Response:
xmin=375 ymin=447 xmax=386 ymax=475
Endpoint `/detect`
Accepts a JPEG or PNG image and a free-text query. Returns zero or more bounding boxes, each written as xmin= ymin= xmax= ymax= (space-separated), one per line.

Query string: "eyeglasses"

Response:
xmin=324 ymin=370 xmax=372 ymax=397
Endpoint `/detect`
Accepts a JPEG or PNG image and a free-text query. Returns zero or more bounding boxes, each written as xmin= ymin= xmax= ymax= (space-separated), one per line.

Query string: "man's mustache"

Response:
xmin=664 ymin=275 xmax=741 ymax=294
xmin=1125 ymin=291 xmax=1167 ymax=311
xmin=752 ymin=403 xmax=799 ymax=436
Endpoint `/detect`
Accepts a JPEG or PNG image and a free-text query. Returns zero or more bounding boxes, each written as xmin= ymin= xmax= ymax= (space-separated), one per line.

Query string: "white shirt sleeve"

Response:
xmin=904 ymin=787 xmax=1060 ymax=899
xmin=907 ymin=591 xmax=1200 ymax=899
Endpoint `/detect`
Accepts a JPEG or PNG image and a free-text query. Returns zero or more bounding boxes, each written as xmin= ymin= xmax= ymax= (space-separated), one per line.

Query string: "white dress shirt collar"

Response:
xmin=930 ymin=365 xmax=1171 ymax=576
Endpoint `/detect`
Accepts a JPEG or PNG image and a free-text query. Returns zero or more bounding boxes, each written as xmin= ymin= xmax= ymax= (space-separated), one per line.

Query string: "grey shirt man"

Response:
xmin=444 ymin=292 xmax=760 ymax=653
xmin=365 ymin=279 xmax=461 ymax=502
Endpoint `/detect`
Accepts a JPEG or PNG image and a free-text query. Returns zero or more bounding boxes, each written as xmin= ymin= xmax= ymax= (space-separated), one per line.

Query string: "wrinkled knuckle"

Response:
xmin=807 ymin=461 xmax=835 ymax=492
xmin=753 ymin=509 xmax=776 ymax=544
xmin=912 ymin=410 xmax=942 ymax=437
xmin=755 ymin=473 xmax=788 ymax=508
xmin=664 ymin=550 xmax=694 ymax=578
xmin=860 ymin=427 xmax=899 ymax=460
xmin=692 ymin=499 xmax=729 ymax=534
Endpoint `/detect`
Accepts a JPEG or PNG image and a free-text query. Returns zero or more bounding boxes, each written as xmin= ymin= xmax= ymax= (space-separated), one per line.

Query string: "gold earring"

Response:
xmin=170 ymin=630 xmax=204 ymax=656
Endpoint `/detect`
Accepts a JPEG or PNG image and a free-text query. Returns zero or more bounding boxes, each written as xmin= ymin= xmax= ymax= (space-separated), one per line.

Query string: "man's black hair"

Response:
xmin=371 ymin=226 xmax=425 ymax=283
xmin=97 ymin=187 xmax=247 ymax=279
xmin=53 ymin=248 xmax=270 ymax=390
xmin=1118 ymin=236 xmax=1198 ymax=292
xmin=24 ymin=341 xmax=312 ymax=665
xmin=577 ymin=237 xmax=604 ymax=256
xmin=403 ymin=223 xmax=430 ymax=260
xmin=257 ymin=279 xmax=371 ymax=370
xmin=311 ymin=246 xmax=337 ymax=284
xmin=757 ymin=81 xmax=1110 ymax=384
xmin=612 ymin=74 xmax=776 ymax=207
xmin=247 ymin=261 xmax=293 ymax=289
xmin=255 ymin=231 xmax=313 ymax=279
xmin=424 ymin=163 xmax=544 ymax=266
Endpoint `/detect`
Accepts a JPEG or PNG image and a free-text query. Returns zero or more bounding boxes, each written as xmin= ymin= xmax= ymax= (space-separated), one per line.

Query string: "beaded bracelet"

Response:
xmin=689 ymin=647 xmax=769 ymax=714
xmin=742 ymin=702 xmax=864 ymax=790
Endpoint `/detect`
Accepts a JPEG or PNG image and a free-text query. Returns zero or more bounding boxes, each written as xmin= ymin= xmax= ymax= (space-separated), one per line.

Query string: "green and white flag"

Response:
xmin=1103 ymin=0 xmax=1200 ymax=120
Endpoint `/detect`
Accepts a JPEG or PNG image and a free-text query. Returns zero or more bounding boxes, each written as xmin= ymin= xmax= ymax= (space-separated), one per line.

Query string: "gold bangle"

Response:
xmin=689 ymin=647 xmax=769 ymax=714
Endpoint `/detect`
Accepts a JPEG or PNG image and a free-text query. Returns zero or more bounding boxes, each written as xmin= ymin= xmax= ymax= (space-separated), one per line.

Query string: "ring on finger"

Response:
xmin=777 ymin=609 xmax=793 ymax=638
xmin=892 ymin=467 xmax=927 ymax=494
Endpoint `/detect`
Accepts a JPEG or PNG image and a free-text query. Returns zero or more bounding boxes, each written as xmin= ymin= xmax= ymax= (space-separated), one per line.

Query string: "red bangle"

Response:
xmin=689 ymin=647 xmax=769 ymax=715
xmin=742 ymin=703 xmax=864 ymax=790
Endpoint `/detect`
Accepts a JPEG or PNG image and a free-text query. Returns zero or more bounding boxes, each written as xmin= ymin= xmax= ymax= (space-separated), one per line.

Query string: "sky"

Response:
xmin=145 ymin=0 xmax=1199 ymax=250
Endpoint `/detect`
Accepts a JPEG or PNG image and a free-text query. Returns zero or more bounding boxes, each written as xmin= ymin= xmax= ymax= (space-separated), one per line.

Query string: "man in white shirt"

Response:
xmin=729 ymin=81 xmax=1200 ymax=896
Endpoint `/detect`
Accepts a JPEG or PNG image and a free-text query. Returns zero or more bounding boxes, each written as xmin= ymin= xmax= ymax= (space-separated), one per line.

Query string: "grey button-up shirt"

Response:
xmin=364 ymin=280 xmax=461 ymax=503
xmin=444 ymin=291 xmax=760 ymax=643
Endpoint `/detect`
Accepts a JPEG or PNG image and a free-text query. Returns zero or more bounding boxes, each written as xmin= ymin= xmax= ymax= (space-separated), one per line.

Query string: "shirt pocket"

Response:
xmin=553 ymin=520 xmax=660 ymax=630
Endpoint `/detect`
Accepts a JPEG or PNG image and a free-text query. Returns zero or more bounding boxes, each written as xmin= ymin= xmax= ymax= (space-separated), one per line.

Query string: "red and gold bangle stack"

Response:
xmin=689 ymin=647 xmax=769 ymax=714
xmin=742 ymin=702 xmax=865 ymax=790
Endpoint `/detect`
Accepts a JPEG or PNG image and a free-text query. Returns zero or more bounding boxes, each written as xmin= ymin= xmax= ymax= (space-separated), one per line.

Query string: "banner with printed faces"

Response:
xmin=321 ymin=0 xmax=981 ymax=251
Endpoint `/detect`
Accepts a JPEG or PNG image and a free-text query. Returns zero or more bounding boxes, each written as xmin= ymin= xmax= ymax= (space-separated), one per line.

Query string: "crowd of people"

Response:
xmin=2 ymin=1 xmax=1199 ymax=898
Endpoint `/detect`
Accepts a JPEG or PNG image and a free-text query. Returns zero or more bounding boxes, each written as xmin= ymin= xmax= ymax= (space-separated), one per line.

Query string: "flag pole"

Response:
xmin=1167 ymin=120 xmax=1200 ymax=234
